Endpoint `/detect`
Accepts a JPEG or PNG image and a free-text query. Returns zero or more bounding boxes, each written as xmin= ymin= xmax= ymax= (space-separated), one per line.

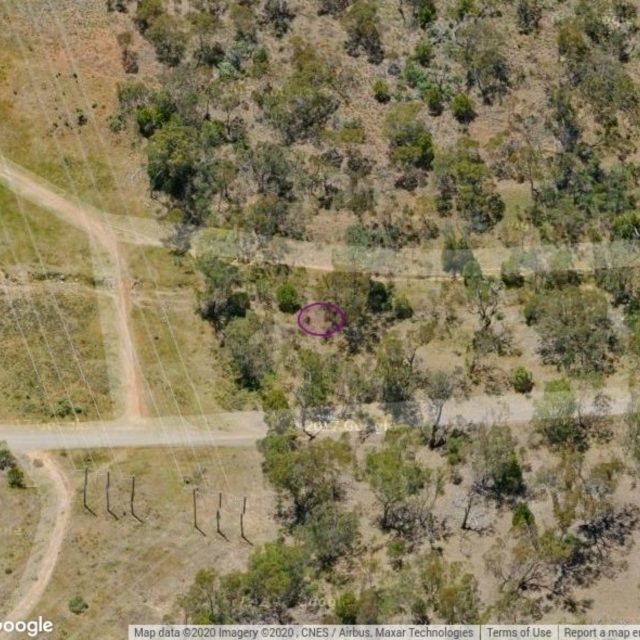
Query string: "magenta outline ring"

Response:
xmin=296 ymin=301 xmax=346 ymax=338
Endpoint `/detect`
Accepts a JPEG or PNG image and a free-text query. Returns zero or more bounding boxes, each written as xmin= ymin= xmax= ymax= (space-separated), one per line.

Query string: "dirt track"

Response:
xmin=0 ymin=453 xmax=72 ymax=637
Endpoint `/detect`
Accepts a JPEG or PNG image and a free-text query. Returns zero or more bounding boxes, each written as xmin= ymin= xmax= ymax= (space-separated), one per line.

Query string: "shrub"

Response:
xmin=393 ymin=295 xmax=414 ymax=319
xmin=494 ymin=456 xmax=524 ymax=495
xmin=453 ymin=0 xmax=478 ymax=21
xmin=276 ymin=283 xmax=301 ymax=313
xmin=512 ymin=366 xmax=534 ymax=394
xmin=345 ymin=224 xmax=371 ymax=246
xmin=344 ymin=0 xmax=385 ymax=64
xmin=372 ymin=78 xmax=391 ymax=103
xmin=387 ymin=539 xmax=406 ymax=569
xmin=462 ymin=258 xmax=482 ymax=287
xmin=51 ymin=398 xmax=82 ymax=418
xmin=417 ymin=0 xmax=437 ymax=28
xmin=404 ymin=60 xmax=429 ymax=89
xmin=425 ymin=86 xmax=444 ymax=116
xmin=451 ymin=94 xmax=476 ymax=124
xmin=384 ymin=103 xmax=435 ymax=171
xmin=262 ymin=387 xmax=289 ymax=411
xmin=261 ymin=80 xmax=339 ymax=144
xmin=457 ymin=21 xmax=510 ymax=104
xmin=135 ymin=0 xmax=164 ymax=32
xmin=347 ymin=188 xmax=375 ymax=215
xmin=107 ymin=115 xmax=124 ymax=133
xmin=441 ymin=230 xmax=474 ymax=274
xmin=7 ymin=465 xmax=25 ymax=489
xmin=122 ymin=48 xmax=139 ymax=74
xmin=251 ymin=46 xmax=270 ymax=77
xmin=557 ymin=21 xmax=588 ymax=59
xmin=368 ymin=280 xmax=393 ymax=312
xmin=147 ymin=14 xmax=188 ymax=67
xmin=500 ymin=256 xmax=525 ymax=288
xmin=225 ymin=291 xmax=251 ymax=319
xmin=0 ymin=445 xmax=14 ymax=470
xmin=335 ymin=591 xmax=359 ymax=624
xmin=195 ymin=42 xmax=226 ymax=67
xmin=392 ymin=133 xmax=434 ymax=170
xmin=411 ymin=40 xmax=433 ymax=67
xmin=69 ymin=595 xmax=88 ymax=615
xmin=516 ymin=0 xmax=542 ymax=34
xmin=512 ymin=502 xmax=535 ymax=528
xmin=263 ymin=0 xmax=295 ymax=37
xmin=446 ymin=433 xmax=470 ymax=466
xmin=435 ymin=136 xmax=504 ymax=234
xmin=316 ymin=0 xmax=351 ymax=16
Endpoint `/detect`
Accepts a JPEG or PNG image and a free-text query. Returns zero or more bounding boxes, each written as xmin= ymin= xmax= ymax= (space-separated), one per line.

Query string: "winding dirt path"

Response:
xmin=0 ymin=156 xmax=145 ymax=420
xmin=1 ymin=453 xmax=72 ymax=636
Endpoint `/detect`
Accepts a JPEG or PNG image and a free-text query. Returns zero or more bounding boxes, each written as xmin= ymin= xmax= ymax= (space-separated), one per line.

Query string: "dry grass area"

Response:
xmin=0 ymin=462 xmax=40 ymax=614
xmin=34 ymin=445 xmax=277 ymax=639
xmin=0 ymin=0 xmax=157 ymax=218
xmin=124 ymin=244 xmax=199 ymax=293
xmin=0 ymin=182 xmax=94 ymax=282
xmin=131 ymin=293 xmax=223 ymax=417
xmin=0 ymin=285 xmax=115 ymax=422
xmin=0 ymin=184 xmax=115 ymax=421
xmin=0 ymin=180 xmax=114 ymax=420
xmin=0 ymin=175 xmax=228 ymax=422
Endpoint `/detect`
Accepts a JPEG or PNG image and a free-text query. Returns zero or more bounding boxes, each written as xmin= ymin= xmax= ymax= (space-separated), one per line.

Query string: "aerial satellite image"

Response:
xmin=1 ymin=0 xmax=640 ymax=636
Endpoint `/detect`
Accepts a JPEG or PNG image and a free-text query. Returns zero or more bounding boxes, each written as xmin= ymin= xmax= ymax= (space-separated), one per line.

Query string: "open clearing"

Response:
xmin=0 ymin=458 xmax=40 ymax=618
xmin=0 ymin=0 xmax=156 ymax=218
xmin=2 ymin=452 xmax=73 ymax=628
xmin=30 ymin=446 xmax=277 ymax=639
xmin=0 ymin=285 xmax=114 ymax=423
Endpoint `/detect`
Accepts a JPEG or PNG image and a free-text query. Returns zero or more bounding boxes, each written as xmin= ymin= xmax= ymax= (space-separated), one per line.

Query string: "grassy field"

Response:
xmin=0 ymin=182 xmax=114 ymax=422
xmin=0 ymin=0 xmax=155 ymax=218
xmin=35 ymin=446 xmax=277 ymax=639
xmin=123 ymin=245 xmax=199 ymax=293
xmin=131 ymin=295 xmax=223 ymax=418
xmin=0 ymin=182 xmax=93 ymax=280
xmin=0 ymin=286 xmax=114 ymax=422
xmin=0 ymin=458 xmax=40 ymax=615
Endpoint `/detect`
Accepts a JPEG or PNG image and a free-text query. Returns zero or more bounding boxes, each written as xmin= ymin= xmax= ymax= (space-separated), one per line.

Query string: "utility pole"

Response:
xmin=193 ymin=488 xmax=205 ymax=535
xmin=83 ymin=467 xmax=88 ymax=511
xmin=106 ymin=471 xmax=118 ymax=520
xmin=130 ymin=474 xmax=142 ymax=522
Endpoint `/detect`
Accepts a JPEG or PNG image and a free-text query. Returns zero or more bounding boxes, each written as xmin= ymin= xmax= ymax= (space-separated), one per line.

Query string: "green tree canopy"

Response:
xmin=260 ymin=435 xmax=354 ymax=523
xmin=343 ymin=0 xmax=385 ymax=64
xmin=383 ymin=104 xmax=435 ymax=171
xmin=405 ymin=551 xmax=482 ymax=624
xmin=527 ymin=287 xmax=618 ymax=375
xmin=434 ymin=137 xmax=505 ymax=234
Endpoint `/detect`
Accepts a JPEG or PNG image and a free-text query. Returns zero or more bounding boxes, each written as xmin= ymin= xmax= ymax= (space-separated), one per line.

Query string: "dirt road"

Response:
xmin=0 ymin=453 xmax=72 ymax=637
xmin=0 ymin=156 xmax=145 ymax=420
xmin=0 ymin=383 xmax=633 ymax=453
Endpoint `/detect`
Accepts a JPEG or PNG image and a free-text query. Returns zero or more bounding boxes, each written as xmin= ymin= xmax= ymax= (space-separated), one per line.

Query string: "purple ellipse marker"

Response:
xmin=297 ymin=302 xmax=346 ymax=338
